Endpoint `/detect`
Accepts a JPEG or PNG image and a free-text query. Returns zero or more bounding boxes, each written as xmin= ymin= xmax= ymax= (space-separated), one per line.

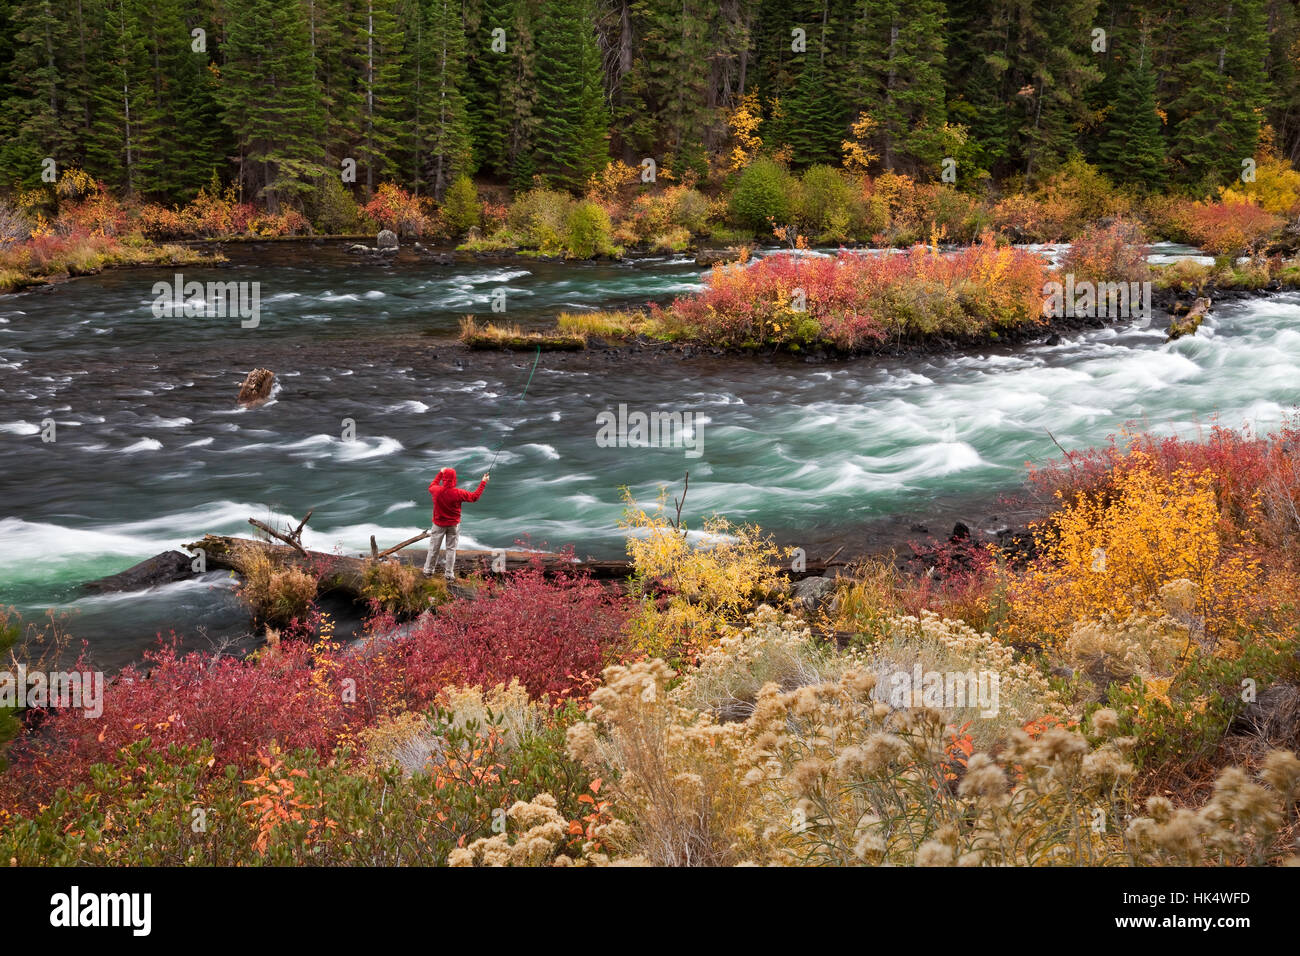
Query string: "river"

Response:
xmin=1 ymin=240 xmax=1296 ymax=669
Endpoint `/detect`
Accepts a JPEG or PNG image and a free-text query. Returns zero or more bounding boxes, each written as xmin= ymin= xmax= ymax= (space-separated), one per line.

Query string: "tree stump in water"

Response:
xmin=1168 ymin=297 xmax=1211 ymax=341
xmin=237 ymin=368 xmax=275 ymax=406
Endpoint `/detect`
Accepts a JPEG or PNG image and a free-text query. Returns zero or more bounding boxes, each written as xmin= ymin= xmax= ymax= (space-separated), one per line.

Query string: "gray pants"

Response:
xmin=423 ymin=523 xmax=460 ymax=577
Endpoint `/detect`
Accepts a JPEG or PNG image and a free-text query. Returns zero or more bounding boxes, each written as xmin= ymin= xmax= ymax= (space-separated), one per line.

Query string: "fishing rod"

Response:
xmin=488 ymin=345 xmax=542 ymax=473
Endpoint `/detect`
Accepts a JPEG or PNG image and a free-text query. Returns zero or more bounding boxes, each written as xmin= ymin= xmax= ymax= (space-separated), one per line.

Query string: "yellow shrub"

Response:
xmin=1220 ymin=153 xmax=1300 ymax=216
xmin=620 ymin=491 xmax=790 ymax=656
xmin=1007 ymin=456 xmax=1261 ymax=647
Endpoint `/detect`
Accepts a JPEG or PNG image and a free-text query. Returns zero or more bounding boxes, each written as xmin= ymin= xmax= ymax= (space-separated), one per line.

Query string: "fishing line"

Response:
xmin=488 ymin=345 xmax=542 ymax=472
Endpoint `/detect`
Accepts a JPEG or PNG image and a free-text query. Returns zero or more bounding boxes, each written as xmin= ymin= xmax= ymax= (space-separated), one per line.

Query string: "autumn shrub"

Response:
xmin=1006 ymin=453 xmax=1264 ymax=649
xmin=795 ymin=165 xmax=855 ymax=242
xmin=585 ymin=159 xmax=640 ymax=207
xmin=1143 ymin=194 xmax=1200 ymax=243
xmin=360 ymin=559 xmax=448 ymax=618
xmin=361 ymin=561 xmax=631 ymax=703
xmin=621 ymin=492 xmax=791 ymax=657
xmin=363 ymin=182 xmax=431 ymax=236
xmin=1061 ymin=218 xmax=1151 ymax=283
xmin=247 ymin=208 xmax=308 ymax=237
xmin=613 ymin=184 xmax=713 ymax=247
xmin=0 ymin=707 xmax=604 ymax=867
xmin=1153 ymin=258 xmax=1216 ymax=293
xmin=1027 ymin=419 xmax=1300 ymax=561
xmin=506 ymin=187 xmax=571 ymax=253
xmin=55 ymin=180 xmax=129 ymax=238
xmin=1185 ymin=197 xmax=1281 ymax=259
xmin=730 ymin=157 xmax=795 ymax=231
xmin=0 ymin=199 xmax=31 ymax=243
xmin=307 ymin=175 xmax=361 ymax=234
xmin=832 ymin=557 xmax=912 ymax=641
xmin=659 ymin=234 xmax=1049 ymax=351
xmin=990 ymin=159 xmax=1130 ymax=241
xmin=563 ymin=200 xmax=617 ymax=258
xmin=1219 ymin=152 xmax=1300 ymax=216
xmin=0 ymin=637 xmax=352 ymax=815
xmin=235 ymin=547 xmax=319 ymax=627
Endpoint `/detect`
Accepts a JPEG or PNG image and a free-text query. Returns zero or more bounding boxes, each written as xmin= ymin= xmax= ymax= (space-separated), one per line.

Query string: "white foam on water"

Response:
xmin=122 ymin=438 xmax=164 ymax=453
xmin=384 ymin=400 xmax=429 ymax=414
xmin=521 ymin=442 xmax=561 ymax=460
xmin=0 ymin=421 xmax=39 ymax=435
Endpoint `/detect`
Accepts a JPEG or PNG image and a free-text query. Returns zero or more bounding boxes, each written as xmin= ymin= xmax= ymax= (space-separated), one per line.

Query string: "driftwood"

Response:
xmin=182 ymin=533 xmax=847 ymax=603
xmin=247 ymin=508 xmax=314 ymax=556
xmin=376 ymin=529 xmax=431 ymax=559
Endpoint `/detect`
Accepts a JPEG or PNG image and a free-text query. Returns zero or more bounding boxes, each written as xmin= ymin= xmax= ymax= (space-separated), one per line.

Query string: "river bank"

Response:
xmin=3 ymin=242 xmax=1297 ymax=671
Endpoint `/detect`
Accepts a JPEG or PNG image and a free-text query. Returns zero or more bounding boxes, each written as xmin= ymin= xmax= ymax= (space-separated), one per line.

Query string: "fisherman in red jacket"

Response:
xmin=423 ymin=467 xmax=489 ymax=579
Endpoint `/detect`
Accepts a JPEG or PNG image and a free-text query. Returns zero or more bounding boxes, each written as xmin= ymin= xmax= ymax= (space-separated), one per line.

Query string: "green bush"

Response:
xmin=564 ymin=200 xmax=616 ymax=258
xmin=509 ymin=188 xmax=571 ymax=255
xmin=441 ymin=174 xmax=480 ymax=237
xmin=730 ymin=158 xmax=794 ymax=231
xmin=308 ymin=176 xmax=360 ymax=234
xmin=670 ymin=187 xmax=712 ymax=235
xmin=796 ymin=165 xmax=853 ymax=239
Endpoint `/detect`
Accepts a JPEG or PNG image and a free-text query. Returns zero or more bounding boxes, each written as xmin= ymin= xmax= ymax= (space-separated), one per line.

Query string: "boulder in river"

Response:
xmin=377 ymin=229 xmax=399 ymax=252
xmin=238 ymin=367 xmax=275 ymax=406
xmin=695 ymin=247 xmax=744 ymax=267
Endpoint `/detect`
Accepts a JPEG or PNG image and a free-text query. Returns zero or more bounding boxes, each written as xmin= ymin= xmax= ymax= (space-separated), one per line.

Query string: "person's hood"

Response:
xmin=437 ymin=467 xmax=458 ymax=488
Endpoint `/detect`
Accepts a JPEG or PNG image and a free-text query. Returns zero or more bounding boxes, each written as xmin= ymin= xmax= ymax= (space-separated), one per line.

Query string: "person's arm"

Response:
xmin=460 ymin=475 xmax=489 ymax=502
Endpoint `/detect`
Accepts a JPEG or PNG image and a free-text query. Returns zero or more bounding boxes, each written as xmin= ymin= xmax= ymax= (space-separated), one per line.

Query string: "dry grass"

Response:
xmin=555 ymin=309 xmax=660 ymax=340
xmin=458 ymin=316 xmax=586 ymax=350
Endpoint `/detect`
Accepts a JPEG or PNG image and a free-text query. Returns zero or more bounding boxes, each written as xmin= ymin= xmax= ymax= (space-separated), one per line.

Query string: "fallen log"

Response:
xmin=178 ymin=533 xmax=847 ymax=603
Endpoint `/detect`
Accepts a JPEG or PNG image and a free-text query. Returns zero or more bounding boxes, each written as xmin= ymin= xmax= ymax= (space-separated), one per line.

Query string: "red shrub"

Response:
xmin=356 ymin=562 xmax=630 ymax=704
xmin=1060 ymin=218 xmax=1150 ymax=283
xmin=0 ymin=562 xmax=632 ymax=811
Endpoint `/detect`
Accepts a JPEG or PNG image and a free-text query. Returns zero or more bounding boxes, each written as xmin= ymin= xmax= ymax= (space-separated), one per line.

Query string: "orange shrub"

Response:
xmin=1185 ymin=198 xmax=1281 ymax=258
xmin=363 ymin=182 xmax=432 ymax=236
xmin=1060 ymin=218 xmax=1150 ymax=283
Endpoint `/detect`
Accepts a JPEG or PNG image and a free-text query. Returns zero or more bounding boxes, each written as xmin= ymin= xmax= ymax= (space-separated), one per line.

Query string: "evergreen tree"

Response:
xmin=617 ymin=0 xmax=717 ymax=176
xmin=0 ymin=0 xmax=73 ymax=185
xmin=464 ymin=0 xmax=516 ymax=177
xmin=400 ymin=0 xmax=473 ymax=197
xmin=773 ymin=54 xmax=844 ymax=166
xmin=219 ymin=0 xmax=326 ymax=209
xmin=1096 ymin=50 xmax=1165 ymax=190
xmin=353 ymin=0 xmax=405 ymax=194
xmin=89 ymin=0 xmax=150 ymax=194
xmin=848 ymin=0 xmax=947 ymax=174
xmin=530 ymin=0 xmax=607 ymax=189
xmin=1166 ymin=0 xmax=1268 ymax=185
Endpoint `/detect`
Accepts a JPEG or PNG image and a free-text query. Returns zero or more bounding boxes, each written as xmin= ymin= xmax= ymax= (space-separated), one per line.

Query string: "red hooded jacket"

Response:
xmin=429 ymin=468 xmax=486 ymax=527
